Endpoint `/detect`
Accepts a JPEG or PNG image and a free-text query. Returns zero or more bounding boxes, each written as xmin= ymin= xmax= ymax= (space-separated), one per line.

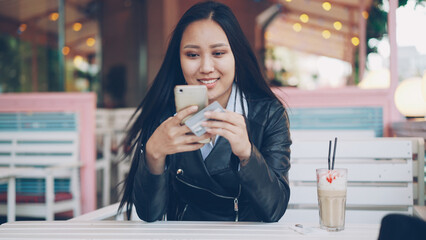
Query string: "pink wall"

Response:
xmin=0 ymin=92 xmax=96 ymax=214
xmin=272 ymin=87 xmax=403 ymax=137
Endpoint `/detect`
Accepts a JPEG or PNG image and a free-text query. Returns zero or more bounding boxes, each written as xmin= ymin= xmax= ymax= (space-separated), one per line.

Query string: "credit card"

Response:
xmin=185 ymin=101 xmax=225 ymax=136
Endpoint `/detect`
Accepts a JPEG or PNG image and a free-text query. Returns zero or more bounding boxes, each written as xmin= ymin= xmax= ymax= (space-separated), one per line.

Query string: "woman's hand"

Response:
xmin=202 ymin=110 xmax=251 ymax=163
xmin=145 ymin=105 xmax=212 ymax=174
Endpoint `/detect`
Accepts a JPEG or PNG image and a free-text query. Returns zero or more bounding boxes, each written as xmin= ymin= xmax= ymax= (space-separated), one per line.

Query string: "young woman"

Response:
xmin=119 ymin=1 xmax=291 ymax=222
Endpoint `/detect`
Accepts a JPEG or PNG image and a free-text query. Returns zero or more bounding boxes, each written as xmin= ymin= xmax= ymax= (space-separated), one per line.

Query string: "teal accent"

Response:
xmin=288 ymin=107 xmax=383 ymax=137
xmin=0 ymin=112 xmax=77 ymax=131
xmin=0 ymin=179 xmax=70 ymax=194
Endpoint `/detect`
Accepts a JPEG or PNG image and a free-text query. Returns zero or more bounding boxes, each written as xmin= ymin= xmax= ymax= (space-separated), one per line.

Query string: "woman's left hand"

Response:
xmin=202 ymin=110 xmax=251 ymax=161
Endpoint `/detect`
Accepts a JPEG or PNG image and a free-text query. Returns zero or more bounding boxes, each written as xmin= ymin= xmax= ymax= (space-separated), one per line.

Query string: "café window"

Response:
xmin=261 ymin=0 xmax=426 ymax=91
xmin=0 ymin=0 xmax=100 ymax=93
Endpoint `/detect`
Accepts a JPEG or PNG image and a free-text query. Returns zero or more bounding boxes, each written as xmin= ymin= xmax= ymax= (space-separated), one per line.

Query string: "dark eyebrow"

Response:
xmin=182 ymin=43 xmax=228 ymax=49
xmin=210 ymin=43 xmax=228 ymax=48
xmin=183 ymin=44 xmax=200 ymax=49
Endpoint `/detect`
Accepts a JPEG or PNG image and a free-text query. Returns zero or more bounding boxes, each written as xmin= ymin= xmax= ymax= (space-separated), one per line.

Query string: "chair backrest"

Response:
xmin=0 ymin=112 xmax=80 ymax=197
xmin=285 ymin=137 xmax=415 ymax=224
xmin=0 ymin=112 xmax=79 ymax=167
xmin=0 ymin=131 xmax=79 ymax=167
xmin=96 ymin=109 xmax=112 ymax=133
xmin=290 ymin=129 xmax=376 ymax=140
xmin=111 ymin=108 xmax=136 ymax=132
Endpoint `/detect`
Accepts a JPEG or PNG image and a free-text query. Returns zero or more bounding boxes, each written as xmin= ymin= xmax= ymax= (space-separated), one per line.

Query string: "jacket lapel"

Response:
xmin=204 ymin=137 xmax=233 ymax=175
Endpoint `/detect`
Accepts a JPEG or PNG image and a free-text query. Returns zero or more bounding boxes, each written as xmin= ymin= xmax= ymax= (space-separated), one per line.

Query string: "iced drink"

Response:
xmin=316 ymin=168 xmax=347 ymax=231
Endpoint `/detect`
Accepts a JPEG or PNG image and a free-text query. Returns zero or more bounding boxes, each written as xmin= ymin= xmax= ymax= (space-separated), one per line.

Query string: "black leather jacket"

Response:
xmin=133 ymin=97 xmax=291 ymax=222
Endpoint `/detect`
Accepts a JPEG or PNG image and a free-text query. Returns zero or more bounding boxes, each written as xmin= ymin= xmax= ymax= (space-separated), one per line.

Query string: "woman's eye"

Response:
xmin=186 ymin=53 xmax=199 ymax=58
xmin=213 ymin=52 xmax=225 ymax=56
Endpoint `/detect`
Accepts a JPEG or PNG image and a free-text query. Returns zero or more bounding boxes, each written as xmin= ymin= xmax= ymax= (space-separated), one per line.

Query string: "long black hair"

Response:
xmin=118 ymin=0 xmax=281 ymax=219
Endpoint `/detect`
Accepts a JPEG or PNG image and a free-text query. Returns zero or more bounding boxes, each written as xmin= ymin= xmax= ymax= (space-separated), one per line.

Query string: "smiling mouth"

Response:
xmin=198 ymin=78 xmax=219 ymax=84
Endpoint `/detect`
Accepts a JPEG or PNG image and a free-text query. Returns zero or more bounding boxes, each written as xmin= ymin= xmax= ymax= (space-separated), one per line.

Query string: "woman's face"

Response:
xmin=180 ymin=19 xmax=235 ymax=107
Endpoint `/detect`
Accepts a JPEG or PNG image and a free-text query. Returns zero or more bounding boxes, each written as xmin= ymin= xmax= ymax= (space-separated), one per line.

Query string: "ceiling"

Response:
xmin=265 ymin=0 xmax=373 ymax=62
xmin=0 ymin=0 xmax=99 ymax=57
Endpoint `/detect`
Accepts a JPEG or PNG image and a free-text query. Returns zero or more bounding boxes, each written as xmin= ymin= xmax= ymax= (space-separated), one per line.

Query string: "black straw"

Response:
xmin=332 ymin=137 xmax=338 ymax=170
xmin=327 ymin=140 xmax=332 ymax=170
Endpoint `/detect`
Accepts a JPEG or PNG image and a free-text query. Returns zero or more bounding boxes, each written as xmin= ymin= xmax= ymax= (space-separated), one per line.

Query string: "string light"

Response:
xmin=18 ymin=24 xmax=27 ymax=33
xmin=351 ymin=37 xmax=360 ymax=46
xmin=322 ymin=2 xmax=331 ymax=11
xmin=49 ymin=12 xmax=59 ymax=21
xmin=333 ymin=21 xmax=342 ymax=31
xmin=322 ymin=30 xmax=331 ymax=39
xmin=86 ymin=37 xmax=96 ymax=47
xmin=362 ymin=11 xmax=369 ymax=19
xmin=300 ymin=13 xmax=309 ymax=23
xmin=285 ymin=0 xmax=292 ymax=2
xmin=293 ymin=23 xmax=302 ymax=32
xmin=264 ymin=31 xmax=272 ymax=40
xmin=73 ymin=23 xmax=82 ymax=32
xmin=73 ymin=55 xmax=84 ymax=66
xmin=62 ymin=46 xmax=70 ymax=55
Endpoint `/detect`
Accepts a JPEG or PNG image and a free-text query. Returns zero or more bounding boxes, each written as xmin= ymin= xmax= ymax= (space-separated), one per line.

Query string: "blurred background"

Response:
xmin=0 ymin=0 xmax=424 ymax=107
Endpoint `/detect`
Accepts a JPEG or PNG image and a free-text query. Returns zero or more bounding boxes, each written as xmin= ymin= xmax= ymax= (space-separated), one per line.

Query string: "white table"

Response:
xmin=0 ymin=220 xmax=381 ymax=239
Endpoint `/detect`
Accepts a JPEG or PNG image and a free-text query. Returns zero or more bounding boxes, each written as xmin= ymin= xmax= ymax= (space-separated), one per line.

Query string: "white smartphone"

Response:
xmin=174 ymin=85 xmax=210 ymax=143
xmin=174 ymin=85 xmax=208 ymax=123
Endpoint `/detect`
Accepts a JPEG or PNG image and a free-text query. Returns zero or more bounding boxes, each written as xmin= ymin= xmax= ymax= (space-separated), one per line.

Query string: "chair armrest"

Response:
xmin=45 ymin=161 xmax=83 ymax=171
xmin=13 ymin=162 xmax=83 ymax=178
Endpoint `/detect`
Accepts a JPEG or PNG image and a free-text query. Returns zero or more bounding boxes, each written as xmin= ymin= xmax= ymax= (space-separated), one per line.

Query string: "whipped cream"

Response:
xmin=317 ymin=169 xmax=347 ymax=190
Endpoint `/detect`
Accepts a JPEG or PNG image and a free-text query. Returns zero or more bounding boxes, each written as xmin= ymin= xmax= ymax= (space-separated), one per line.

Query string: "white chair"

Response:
xmin=285 ymin=137 xmax=423 ymax=224
xmin=110 ymin=108 xmax=136 ymax=188
xmin=0 ymin=132 xmax=81 ymax=221
xmin=95 ymin=109 xmax=113 ymax=207
xmin=95 ymin=108 xmax=136 ymax=206
xmin=290 ymin=129 xmax=376 ymax=140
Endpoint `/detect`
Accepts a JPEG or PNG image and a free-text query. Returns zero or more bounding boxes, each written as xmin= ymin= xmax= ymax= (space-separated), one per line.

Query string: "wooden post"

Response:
xmin=387 ymin=0 xmax=403 ymax=136
xmin=358 ymin=0 xmax=367 ymax=83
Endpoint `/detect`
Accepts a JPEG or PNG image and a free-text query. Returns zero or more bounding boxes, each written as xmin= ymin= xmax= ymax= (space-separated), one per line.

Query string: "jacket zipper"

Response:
xmin=179 ymin=204 xmax=188 ymax=221
xmin=176 ymin=175 xmax=241 ymax=221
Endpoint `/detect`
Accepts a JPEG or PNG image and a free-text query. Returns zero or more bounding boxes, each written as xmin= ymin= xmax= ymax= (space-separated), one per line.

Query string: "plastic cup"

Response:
xmin=316 ymin=168 xmax=347 ymax=231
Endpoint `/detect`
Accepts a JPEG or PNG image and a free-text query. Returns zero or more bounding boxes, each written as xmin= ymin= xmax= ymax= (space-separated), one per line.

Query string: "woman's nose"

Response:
xmin=200 ymin=56 xmax=214 ymax=73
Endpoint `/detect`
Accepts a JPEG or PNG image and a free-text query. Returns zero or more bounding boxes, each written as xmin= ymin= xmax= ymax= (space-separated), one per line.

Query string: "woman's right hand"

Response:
xmin=145 ymin=105 xmax=211 ymax=174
